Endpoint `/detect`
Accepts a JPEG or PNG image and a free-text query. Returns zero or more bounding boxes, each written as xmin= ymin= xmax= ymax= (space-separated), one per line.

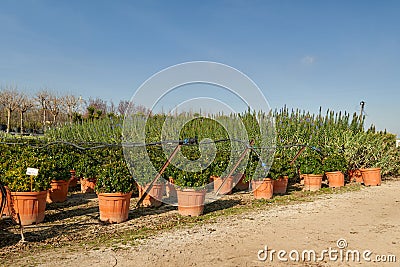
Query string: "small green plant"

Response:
xmin=2 ymin=149 xmax=51 ymax=192
xmin=174 ymin=170 xmax=210 ymax=189
xmin=95 ymin=159 xmax=135 ymax=193
xmin=323 ymin=152 xmax=347 ymax=173
xmin=298 ymin=152 xmax=324 ymax=175
xmin=75 ymin=153 xmax=101 ymax=178
xmin=268 ymin=152 xmax=297 ymax=179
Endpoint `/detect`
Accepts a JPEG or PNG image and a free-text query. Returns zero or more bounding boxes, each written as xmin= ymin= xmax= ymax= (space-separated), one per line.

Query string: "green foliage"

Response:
xmin=174 ymin=170 xmax=210 ymax=189
xmin=275 ymin=106 xmax=399 ymax=177
xmin=46 ymin=117 xmax=123 ymax=144
xmin=42 ymin=146 xmax=75 ymax=181
xmin=1 ymin=104 xmax=398 ymax=195
xmin=298 ymin=152 xmax=324 ymax=175
xmin=74 ymin=152 xmax=101 ymax=178
xmin=95 ymin=159 xmax=135 ymax=193
xmin=1 ymin=147 xmax=51 ymax=192
xmin=268 ymin=151 xmax=297 ymax=179
xmin=323 ymin=152 xmax=347 ymax=173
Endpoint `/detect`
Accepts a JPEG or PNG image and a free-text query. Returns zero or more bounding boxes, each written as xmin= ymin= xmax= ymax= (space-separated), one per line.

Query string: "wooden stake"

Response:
xmin=215 ymin=140 xmax=255 ymax=196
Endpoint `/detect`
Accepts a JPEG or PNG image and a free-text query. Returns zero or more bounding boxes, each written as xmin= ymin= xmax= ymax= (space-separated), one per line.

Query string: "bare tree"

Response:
xmin=108 ymin=100 xmax=116 ymax=115
xmin=0 ymin=86 xmax=23 ymax=133
xmin=88 ymin=97 xmax=107 ymax=116
xmin=18 ymin=92 xmax=35 ymax=134
xmin=47 ymin=93 xmax=63 ymax=125
xmin=118 ymin=100 xmax=131 ymax=116
xmin=36 ymin=89 xmax=50 ymax=130
xmin=63 ymin=94 xmax=79 ymax=124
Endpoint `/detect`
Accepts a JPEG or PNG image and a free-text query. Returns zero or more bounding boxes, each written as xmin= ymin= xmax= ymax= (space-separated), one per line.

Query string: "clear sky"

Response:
xmin=1 ymin=0 xmax=399 ymax=136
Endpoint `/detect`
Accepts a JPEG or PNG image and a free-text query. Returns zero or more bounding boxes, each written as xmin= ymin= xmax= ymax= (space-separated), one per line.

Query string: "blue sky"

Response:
xmin=1 ymin=1 xmax=399 ymax=136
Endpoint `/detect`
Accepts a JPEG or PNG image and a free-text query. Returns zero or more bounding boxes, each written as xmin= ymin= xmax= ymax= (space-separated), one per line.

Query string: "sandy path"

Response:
xmin=12 ymin=181 xmax=400 ymax=266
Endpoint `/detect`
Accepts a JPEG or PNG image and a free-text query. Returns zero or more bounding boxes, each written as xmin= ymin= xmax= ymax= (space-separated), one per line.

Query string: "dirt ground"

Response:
xmin=1 ymin=180 xmax=400 ymax=267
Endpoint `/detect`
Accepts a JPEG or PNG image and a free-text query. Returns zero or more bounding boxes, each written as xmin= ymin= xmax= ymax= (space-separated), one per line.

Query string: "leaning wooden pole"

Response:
xmin=135 ymin=144 xmax=182 ymax=208
xmin=215 ymin=140 xmax=255 ymax=196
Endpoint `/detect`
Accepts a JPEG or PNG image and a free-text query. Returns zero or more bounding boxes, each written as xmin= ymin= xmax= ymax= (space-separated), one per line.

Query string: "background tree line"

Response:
xmin=0 ymin=85 xmax=149 ymax=134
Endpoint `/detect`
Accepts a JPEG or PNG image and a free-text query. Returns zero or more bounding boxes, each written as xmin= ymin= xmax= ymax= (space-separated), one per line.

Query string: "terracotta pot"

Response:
xmin=69 ymin=170 xmax=78 ymax=188
xmin=98 ymin=192 xmax=132 ymax=223
xmin=47 ymin=180 xmax=69 ymax=203
xmin=360 ymin=168 xmax=381 ymax=186
xmin=176 ymin=189 xmax=206 ymax=216
xmin=10 ymin=191 xmax=47 ymax=226
xmin=234 ymin=173 xmax=249 ymax=191
xmin=348 ymin=169 xmax=363 ymax=183
xmin=1 ymin=186 xmax=12 ymax=216
xmin=303 ymin=174 xmax=323 ymax=191
xmin=165 ymin=177 xmax=177 ymax=198
xmin=273 ymin=176 xmax=289 ymax=194
xmin=213 ymin=176 xmax=234 ymax=195
xmin=81 ymin=177 xmax=97 ymax=193
xmin=251 ymin=178 xmax=273 ymax=199
xmin=138 ymin=183 xmax=165 ymax=207
xmin=326 ymin=171 xmax=345 ymax=188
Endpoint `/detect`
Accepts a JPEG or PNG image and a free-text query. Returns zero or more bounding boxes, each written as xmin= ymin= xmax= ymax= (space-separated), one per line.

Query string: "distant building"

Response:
xmin=397 ymin=139 xmax=400 ymax=148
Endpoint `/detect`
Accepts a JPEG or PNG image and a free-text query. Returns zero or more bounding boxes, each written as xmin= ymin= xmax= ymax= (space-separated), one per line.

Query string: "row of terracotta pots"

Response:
xmin=251 ymin=176 xmax=289 ymax=200
xmin=3 ymin=168 xmax=382 ymax=225
xmin=1 ymin=171 xmax=96 ymax=225
xmin=135 ymin=174 xmax=251 ymax=217
xmin=214 ymin=174 xmax=251 ymax=192
xmin=302 ymin=167 xmax=382 ymax=192
xmin=349 ymin=168 xmax=382 ymax=186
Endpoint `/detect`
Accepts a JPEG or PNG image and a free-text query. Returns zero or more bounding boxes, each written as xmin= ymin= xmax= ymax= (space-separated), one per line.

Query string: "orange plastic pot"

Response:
xmin=176 ymin=189 xmax=206 ymax=216
xmin=360 ymin=168 xmax=381 ymax=186
xmin=303 ymin=174 xmax=323 ymax=191
xmin=138 ymin=183 xmax=165 ymax=207
xmin=326 ymin=171 xmax=345 ymax=188
xmin=10 ymin=191 xmax=47 ymax=226
xmin=213 ymin=176 xmax=234 ymax=195
xmin=348 ymin=169 xmax=363 ymax=183
xmin=81 ymin=177 xmax=97 ymax=193
xmin=47 ymin=180 xmax=69 ymax=203
xmin=234 ymin=173 xmax=249 ymax=191
xmin=98 ymin=192 xmax=132 ymax=223
xmin=273 ymin=176 xmax=288 ymax=194
xmin=251 ymin=178 xmax=273 ymax=199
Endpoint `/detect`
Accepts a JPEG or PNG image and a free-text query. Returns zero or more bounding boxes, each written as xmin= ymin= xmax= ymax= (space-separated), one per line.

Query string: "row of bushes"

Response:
xmin=1 ymin=107 xmax=399 ymax=193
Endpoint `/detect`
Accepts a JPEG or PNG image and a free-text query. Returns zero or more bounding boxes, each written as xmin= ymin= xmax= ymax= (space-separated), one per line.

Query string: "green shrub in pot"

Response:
xmin=95 ymin=159 xmax=135 ymax=194
xmin=323 ymin=152 xmax=347 ymax=173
